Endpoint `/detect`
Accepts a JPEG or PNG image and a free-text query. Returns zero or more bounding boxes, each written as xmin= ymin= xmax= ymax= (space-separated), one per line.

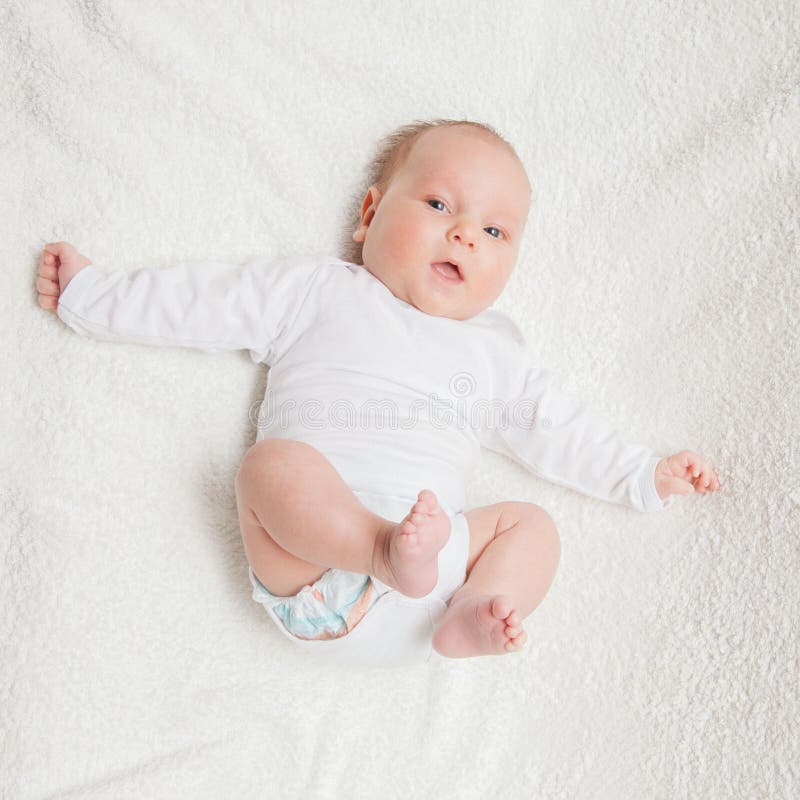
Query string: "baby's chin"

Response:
xmin=360 ymin=261 xmax=488 ymax=320
xmin=408 ymin=293 xmax=486 ymax=321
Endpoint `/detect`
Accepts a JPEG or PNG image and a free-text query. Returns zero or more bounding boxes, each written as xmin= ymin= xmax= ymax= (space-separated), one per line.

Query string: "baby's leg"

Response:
xmin=234 ymin=438 xmax=451 ymax=598
xmin=432 ymin=502 xmax=560 ymax=659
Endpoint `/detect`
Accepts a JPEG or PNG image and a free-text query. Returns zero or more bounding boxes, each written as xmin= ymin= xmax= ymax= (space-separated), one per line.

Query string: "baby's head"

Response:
xmin=345 ymin=119 xmax=531 ymax=321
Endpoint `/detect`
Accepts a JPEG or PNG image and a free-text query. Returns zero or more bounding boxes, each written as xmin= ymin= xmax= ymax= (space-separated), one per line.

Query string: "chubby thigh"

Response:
xmin=463 ymin=501 xmax=554 ymax=579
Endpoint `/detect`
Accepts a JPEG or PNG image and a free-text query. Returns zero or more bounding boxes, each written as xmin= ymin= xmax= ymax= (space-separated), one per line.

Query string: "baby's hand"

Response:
xmin=655 ymin=450 xmax=722 ymax=500
xmin=36 ymin=241 xmax=92 ymax=312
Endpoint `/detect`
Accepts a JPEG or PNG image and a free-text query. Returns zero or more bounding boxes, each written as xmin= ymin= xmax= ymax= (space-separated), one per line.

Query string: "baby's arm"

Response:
xmin=481 ymin=326 xmax=722 ymax=512
xmin=35 ymin=241 xmax=323 ymax=364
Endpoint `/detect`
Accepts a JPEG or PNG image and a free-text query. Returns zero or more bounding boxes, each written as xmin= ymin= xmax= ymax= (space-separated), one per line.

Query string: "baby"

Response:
xmin=36 ymin=119 xmax=720 ymax=667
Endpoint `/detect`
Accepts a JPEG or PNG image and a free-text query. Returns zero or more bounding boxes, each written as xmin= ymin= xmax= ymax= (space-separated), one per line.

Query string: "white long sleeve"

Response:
xmin=479 ymin=317 xmax=672 ymax=513
xmin=55 ymin=254 xmax=672 ymax=514
xmin=56 ymin=255 xmax=327 ymax=365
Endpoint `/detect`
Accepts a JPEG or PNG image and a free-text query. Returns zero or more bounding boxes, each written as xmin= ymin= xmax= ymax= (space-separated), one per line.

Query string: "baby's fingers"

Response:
xmin=674 ymin=449 xmax=703 ymax=475
xmin=38 ymin=259 xmax=58 ymax=280
xmin=687 ymin=460 xmax=720 ymax=493
xmin=668 ymin=450 xmax=722 ymax=495
xmin=36 ymin=275 xmax=59 ymax=296
xmin=695 ymin=468 xmax=721 ymax=493
xmin=38 ymin=295 xmax=58 ymax=310
xmin=36 ymin=261 xmax=61 ymax=311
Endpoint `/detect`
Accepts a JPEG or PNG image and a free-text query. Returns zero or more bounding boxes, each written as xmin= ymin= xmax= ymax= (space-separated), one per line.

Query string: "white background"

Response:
xmin=2 ymin=1 xmax=798 ymax=797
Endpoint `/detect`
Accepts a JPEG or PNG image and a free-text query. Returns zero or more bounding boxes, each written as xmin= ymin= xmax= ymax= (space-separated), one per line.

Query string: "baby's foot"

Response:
xmin=431 ymin=594 xmax=527 ymax=658
xmin=371 ymin=489 xmax=451 ymax=598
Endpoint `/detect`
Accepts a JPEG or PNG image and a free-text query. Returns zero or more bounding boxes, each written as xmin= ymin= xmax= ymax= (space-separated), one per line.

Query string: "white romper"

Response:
xmin=57 ymin=254 xmax=672 ymax=668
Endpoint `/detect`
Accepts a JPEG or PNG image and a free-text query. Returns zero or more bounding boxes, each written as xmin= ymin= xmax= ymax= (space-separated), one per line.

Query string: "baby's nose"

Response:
xmin=449 ymin=226 xmax=478 ymax=249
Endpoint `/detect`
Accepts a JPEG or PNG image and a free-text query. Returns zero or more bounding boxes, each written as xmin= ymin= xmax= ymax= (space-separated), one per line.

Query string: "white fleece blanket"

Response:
xmin=2 ymin=1 xmax=798 ymax=798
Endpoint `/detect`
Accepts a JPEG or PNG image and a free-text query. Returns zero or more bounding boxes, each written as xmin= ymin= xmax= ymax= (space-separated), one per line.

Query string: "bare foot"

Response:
xmin=431 ymin=593 xmax=528 ymax=658
xmin=371 ymin=489 xmax=451 ymax=598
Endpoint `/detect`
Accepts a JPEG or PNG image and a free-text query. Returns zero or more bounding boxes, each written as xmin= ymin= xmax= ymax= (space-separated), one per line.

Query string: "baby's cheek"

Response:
xmin=384 ymin=221 xmax=421 ymax=262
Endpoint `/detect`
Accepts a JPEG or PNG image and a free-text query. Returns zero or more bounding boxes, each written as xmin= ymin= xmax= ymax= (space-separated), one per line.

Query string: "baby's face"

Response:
xmin=353 ymin=126 xmax=531 ymax=320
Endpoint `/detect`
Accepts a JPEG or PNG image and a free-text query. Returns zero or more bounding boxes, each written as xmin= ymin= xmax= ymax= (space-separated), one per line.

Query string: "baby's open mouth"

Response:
xmin=431 ymin=262 xmax=463 ymax=283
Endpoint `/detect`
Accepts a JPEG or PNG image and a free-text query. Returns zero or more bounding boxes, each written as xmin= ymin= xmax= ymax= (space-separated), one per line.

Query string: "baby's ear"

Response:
xmin=356 ymin=186 xmax=382 ymax=234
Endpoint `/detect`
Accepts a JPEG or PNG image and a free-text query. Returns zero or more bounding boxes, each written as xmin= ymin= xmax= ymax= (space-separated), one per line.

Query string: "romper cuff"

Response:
xmin=638 ymin=455 xmax=674 ymax=512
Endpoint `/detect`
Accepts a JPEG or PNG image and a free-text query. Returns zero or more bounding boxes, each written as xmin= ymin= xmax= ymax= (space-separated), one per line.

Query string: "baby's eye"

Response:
xmin=427 ymin=199 xmax=448 ymax=212
xmin=485 ymin=226 xmax=504 ymax=240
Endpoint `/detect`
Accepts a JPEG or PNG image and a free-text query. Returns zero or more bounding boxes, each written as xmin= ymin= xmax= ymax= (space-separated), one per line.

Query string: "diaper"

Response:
xmin=249 ymin=567 xmax=382 ymax=640
xmin=248 ymin=489 xmax=470 ymax=668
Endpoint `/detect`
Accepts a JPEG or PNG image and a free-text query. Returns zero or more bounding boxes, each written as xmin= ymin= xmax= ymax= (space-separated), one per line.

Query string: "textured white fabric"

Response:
xmin=3 ymin=0 xmax=798 ymax=798
xmin=57 ymin=257 xmax=671 ymax=514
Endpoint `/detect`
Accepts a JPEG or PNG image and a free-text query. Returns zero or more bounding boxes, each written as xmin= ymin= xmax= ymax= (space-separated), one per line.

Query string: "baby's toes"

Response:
xmin=413 ymin=502 xmax=437 ymax=518
xmin=506 ymin=610 xmax=521 ymax=628
xmin=489 ymin=621 xmax=512 ymax=649
xmin=415 ymin=490 xmax=439 ymax=514
xmin=489 ymin=595 xmax=514 ymax=622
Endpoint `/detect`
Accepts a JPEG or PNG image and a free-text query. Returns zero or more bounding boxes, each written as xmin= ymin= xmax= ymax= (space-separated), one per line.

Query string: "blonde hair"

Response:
xmin=339 ymin=118 xmax=524 ymax=265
